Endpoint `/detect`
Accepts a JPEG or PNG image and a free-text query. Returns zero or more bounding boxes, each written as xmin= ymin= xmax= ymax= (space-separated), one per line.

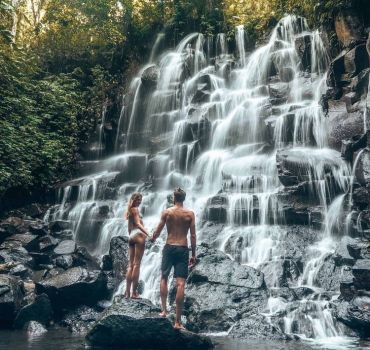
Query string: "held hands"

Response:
xmin=189 ymin=256 xmax=197 ymax=269
xmin=149 ymin=230 xmax=156 ymax=242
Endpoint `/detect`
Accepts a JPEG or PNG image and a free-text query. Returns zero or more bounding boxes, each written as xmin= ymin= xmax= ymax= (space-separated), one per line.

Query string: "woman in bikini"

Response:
xmin=124 ymin=192 xmax=150 ymax=298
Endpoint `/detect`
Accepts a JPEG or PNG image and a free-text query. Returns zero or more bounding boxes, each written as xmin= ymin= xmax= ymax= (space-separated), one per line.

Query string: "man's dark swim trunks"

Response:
xmin=161 ymin=244 xmax=189 ymax=279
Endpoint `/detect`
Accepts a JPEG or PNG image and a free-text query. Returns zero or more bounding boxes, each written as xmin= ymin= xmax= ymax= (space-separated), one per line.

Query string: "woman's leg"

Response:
xmin=131 ymin=236 xmax=145 ymax=298
xmin=125 ymin=240 xmax=135 ymax=298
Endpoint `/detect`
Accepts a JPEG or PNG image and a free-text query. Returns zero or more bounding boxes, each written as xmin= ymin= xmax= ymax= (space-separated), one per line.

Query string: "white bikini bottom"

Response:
xmin=129 ymin=228 xmax=143 ymax=240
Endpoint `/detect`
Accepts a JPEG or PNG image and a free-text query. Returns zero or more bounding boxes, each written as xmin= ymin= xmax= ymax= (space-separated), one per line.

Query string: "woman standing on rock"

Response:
xmin=125 ymin=192 xmax=150 ymax=298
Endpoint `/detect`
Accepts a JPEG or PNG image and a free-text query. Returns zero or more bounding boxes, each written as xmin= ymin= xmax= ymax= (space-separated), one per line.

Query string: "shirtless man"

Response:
xmin=151 ymin=188 xmax=196 ymax=330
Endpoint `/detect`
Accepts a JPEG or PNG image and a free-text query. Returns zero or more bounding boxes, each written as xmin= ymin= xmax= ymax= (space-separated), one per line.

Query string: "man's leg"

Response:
xmin=174 ymin=277 xmax=186 ymax=329
xmin=160 ymin=274 xmax=169 ymax=317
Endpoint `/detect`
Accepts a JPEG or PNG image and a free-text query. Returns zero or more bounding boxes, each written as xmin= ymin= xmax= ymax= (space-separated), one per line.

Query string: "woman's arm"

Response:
xmin=132 ymin=208 xmax=150 ymax=237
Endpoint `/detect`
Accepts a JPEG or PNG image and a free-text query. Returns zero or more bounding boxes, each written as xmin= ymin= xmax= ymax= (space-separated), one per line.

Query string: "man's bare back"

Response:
xmin=151 ymin=188 xmax=196 ymax=330
xmin=163 ymin=206 xmax=194 ymax=247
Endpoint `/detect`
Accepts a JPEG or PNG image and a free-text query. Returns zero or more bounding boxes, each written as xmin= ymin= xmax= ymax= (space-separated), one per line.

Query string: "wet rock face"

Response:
xmin=185 ymin=246 xmax=267 ymax=333
xmin=276 ymin=148 xmax=344 ymax=187
xmin=141 ymin=65 xmax=159 ymax=89
xmin=335 ymin=296 xmax=370 ymax=338
xmin=86 ymin=297 xmax=213 ymax=349
xmin=229 ymin=315 xmax=290 ymax=340
xmin=347 ymin=240 xmax=370 ymax=260
xmin=109 ymin=236 xmax=129 ymax=288
xmin=314 ymin=255 xmax=353 ymax=291
xmin=35 ymin=267 xmax=107 ymax=311
xmin=0 ymin=275 xmax=24 ymax=327
xmin=352 ymin=259 xmax=370 ymax=290
xmin=344 ymin=44 xmax=369 ymax=78
xmin=53 ymin=240 xmax=76 ymax=255
xmin=294 ymin=33 xmax=311 ymax=70
xmin=203 ymin=195 xmax=228 ymax=223
xmin=355 ymin=148 xmax=370 ymax=188
xmin=62 ymin=305 xmax=100 ymax=334
xmin=334 ymin=10 xmax=364 ymax=48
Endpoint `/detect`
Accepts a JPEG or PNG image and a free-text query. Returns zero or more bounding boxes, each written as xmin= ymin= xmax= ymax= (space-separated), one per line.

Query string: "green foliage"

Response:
xmin=0 ymin=47 xmax=82 ymax=195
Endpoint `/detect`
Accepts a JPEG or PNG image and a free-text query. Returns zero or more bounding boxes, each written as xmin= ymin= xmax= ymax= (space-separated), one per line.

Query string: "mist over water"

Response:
xmin=47 ymin=15 xmax=367 ymax=348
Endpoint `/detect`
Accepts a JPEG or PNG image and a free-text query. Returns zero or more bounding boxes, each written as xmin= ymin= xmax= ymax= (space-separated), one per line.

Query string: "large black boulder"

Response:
xmin=0 ymin=275 xmax=24 ymax=327
xmin=109 ymin=236 xmax=129 ymax=288
xmin=185 ymin=247 xmax=267 ymax=333
xmin=14 ymin=293 xmax=53 ymax=329
xmin=86 ymin=297 xmax=213 ymax=349
xmin=35 ymin=267 xmax=107 ymax=311
xmin=141 ymin=65 xmax=159 ymax=89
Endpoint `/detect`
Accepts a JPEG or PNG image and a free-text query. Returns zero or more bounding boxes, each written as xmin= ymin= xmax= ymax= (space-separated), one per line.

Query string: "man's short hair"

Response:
xmin=174 ymin=187 xmax=186 ymax=203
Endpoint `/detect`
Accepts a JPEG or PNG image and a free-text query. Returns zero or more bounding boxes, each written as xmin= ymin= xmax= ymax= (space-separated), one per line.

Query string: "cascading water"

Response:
xmin=47 ymin=15 xmax=361 ymax=347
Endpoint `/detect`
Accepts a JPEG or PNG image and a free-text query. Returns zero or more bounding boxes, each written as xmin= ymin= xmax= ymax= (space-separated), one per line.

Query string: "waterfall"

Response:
xmin=114 ymin=94 xmax=126 ymax=152
xmin=235 ymin=25 xmax=247 ymax=67
xmin=149 ymin=33 xmax=165 ymax=63
xmin=216 ymin=33 xmax=228 ymax=58
xmin=98 ymin=101 xmax=108 ymax=158
xmin=49 ymin=15 xmax=358 ymax=346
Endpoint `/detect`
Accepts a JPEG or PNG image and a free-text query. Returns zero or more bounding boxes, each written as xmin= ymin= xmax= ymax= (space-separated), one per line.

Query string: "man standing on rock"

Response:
xmin=151 ymin=187 xmax=196 ymax=330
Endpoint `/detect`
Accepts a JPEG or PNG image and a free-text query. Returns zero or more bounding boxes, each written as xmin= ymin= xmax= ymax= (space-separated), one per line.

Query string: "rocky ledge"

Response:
xmin=86 ymin=297 xmax=214 ymax=350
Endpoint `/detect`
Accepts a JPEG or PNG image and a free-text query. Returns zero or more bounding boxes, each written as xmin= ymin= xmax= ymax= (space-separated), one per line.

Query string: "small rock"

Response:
xmin=62 ymin=305 xmax=100 ymax=334
xmin=279 ymin=67 xmax=295 ymax=82
xmin=49 ymin=220 xmax=71 ymax=233
xmin=38 ymin=235 xmax=59 ymax=252
xmin=29 ymin=222 xmax=48 ymax=236
xmin=55 ymin=255 xmax=73 ymax=269
xmin=5 ymin=234 xmax=38 ymax=252
xmin=9 ymin=264 xmax=29 ymax=278
xmin=27 ymin=321 xmax=47 ymax=336
xmin=53 ymin=240 xmax=76 ymax=255
xmin=229 ymin=314 xmax=290 ymax=340
xmin=101 ymin=255 xmax=112 ymax=271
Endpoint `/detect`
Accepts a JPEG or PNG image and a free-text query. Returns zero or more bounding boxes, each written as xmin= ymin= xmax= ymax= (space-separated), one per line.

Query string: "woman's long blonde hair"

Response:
xmin=125 ymin=192 xmax=142 ymax=220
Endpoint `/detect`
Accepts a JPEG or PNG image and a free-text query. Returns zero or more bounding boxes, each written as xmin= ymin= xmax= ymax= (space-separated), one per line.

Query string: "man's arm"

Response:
xmin=189 ymin=212 xmax=196 ymax=267
xmin=151 ymin=210 xmax=167 ymax=241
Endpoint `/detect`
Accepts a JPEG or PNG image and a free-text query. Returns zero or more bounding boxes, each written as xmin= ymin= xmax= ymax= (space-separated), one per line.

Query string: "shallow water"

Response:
xmin=0 ymin=329 xmax=369 ymax=350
